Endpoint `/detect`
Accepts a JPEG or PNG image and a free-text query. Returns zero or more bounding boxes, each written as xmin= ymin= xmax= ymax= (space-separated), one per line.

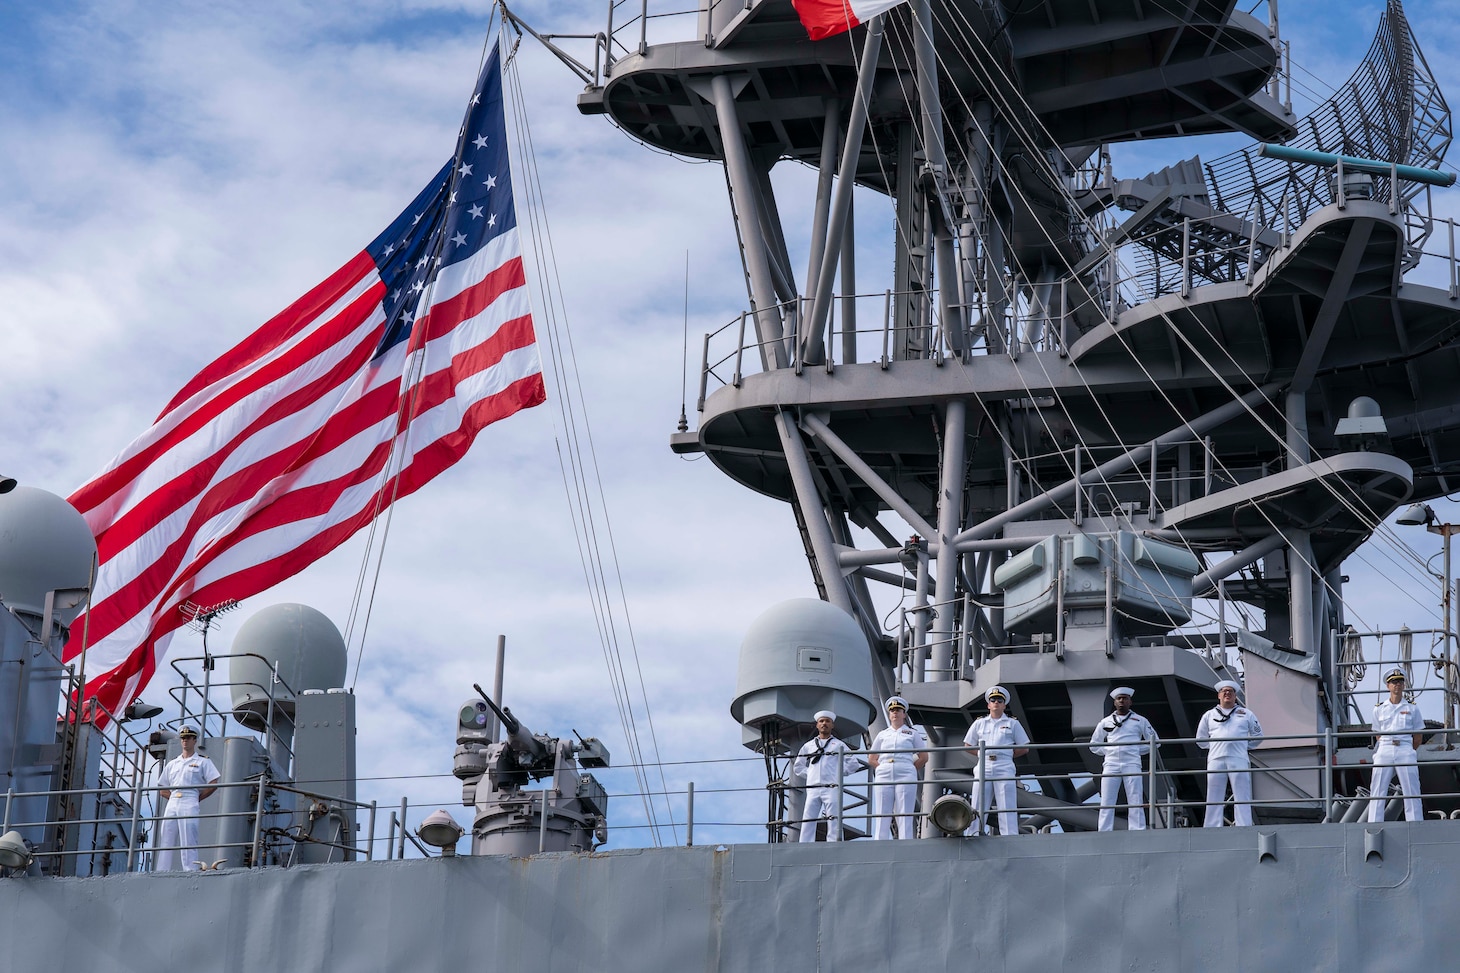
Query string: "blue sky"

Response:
xmin=1 ymin=0 xmax=1458 ymax=850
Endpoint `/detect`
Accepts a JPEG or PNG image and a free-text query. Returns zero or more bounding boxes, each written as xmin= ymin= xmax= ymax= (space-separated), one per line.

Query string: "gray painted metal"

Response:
xmin=0 ymin=487 xmax=96 ymax=625
xmin=229 ymin=603 xmax=348 ymax=731
xmin=5 ymin=823 xmax=1459 ymax=971
xmin=291 ymin=690 xmax=358 ymax=864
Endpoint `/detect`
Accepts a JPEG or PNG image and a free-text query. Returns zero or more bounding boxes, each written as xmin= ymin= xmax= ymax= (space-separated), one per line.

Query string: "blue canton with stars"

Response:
xmin=365 ymin=43 xmax=518 ymax=356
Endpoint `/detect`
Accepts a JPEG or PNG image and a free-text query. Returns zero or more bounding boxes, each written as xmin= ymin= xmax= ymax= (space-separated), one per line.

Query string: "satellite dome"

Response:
xmin=229 ymin=603 xmax=347 ymax=730
xmin=0 ymin=487 xmax=97 ymax=629
xmin=730 ymin=599 xmax=876 ymax=750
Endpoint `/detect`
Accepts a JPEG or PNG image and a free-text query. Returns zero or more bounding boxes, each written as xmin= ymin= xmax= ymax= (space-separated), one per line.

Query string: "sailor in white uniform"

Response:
xmin=868 ymin=696 xmax=928 ymax=839
xmin=155 ymin=725 xmax=221 ymax=870
xmin=793 ymin=710 xmax=860 ymax=842
xmin=1196 ymin=680 xmax=1263 ymax=827
xmin=963 ymin=686 xmax=1030 ymax=836
xmin=1369 ymin=667 xmax=1426 ymax=822
xmin=1089 ymin=686 xmax=1158 ymax=831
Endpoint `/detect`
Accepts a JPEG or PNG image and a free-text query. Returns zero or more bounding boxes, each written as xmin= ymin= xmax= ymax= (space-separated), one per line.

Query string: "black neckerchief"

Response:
xmin=1107 ymin=712 xmax=1131 ymax=730
xmin=809 ymin=738 xmax=831 ymax=764
xmin=1213 ymin=706 xmax=1236 ymax=724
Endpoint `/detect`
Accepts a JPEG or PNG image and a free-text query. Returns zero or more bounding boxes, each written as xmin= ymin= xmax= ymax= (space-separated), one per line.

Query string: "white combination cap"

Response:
xmin=1383 ymin=667 xmax=1408 ymax=684
xmin=985 ymin=686 xmax=1009 ymax=703
xmin=1110 ymin=687 xmax=1135 ymax=699
xmin=814 ymin=710 xmax=837 ymax=722
xmin=885 ymin=696 xmax=908 ymax=711
xmin=1214 ymin=680 xmax=1241 ymax=693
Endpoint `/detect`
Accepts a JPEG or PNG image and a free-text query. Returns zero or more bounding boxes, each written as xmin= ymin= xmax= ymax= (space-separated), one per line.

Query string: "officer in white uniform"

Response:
xmin=1370 ymin=667 xmax=1425 ymax=822
xmin=1089 ymin=686 xmax=1158 ymax=831
xmin=868 ymin=696 xmax=928 ymax=839
xmin=155 ymin=725 xmax=221 ymax=870
xmin=963 ymin=686 xmax=1030 ymax=836
xmin=793 ymin=710 xmax=860 ymax=842
xmin=1196 ymin=680 xmax=1263 ymax=827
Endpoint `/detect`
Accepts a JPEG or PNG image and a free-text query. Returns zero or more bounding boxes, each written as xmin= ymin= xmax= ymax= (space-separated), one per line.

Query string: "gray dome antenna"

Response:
xmin=731 ymin=599 xmax=876 ymax=752
xmin=0 ymin=486 xmax=97 ymax=631
xmin=228 ymin=603 xmax=347 ymax=732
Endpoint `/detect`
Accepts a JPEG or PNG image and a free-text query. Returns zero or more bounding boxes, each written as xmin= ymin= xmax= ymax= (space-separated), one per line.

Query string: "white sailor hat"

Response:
xmin=885 ymin=696 xmax=908 ymax=711
xmin=1110 ymin=686 xmax=1135 ymax=699
xmin=814 ymin=710 xmax=837 ymax=722
xmin=1383 ymin=667 xmax=1408 ymax=684
xmin=985 ymin=686 xmax=1009 ymax=703
xmin=1214 ymin=680 xmax=1241 ymax=693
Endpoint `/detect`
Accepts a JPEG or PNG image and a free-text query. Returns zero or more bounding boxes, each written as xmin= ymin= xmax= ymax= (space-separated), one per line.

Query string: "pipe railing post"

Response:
xmin=686 ymin=781 xmax=695 ymax=847
xmin=976 ymin=742 xmax=987 ymax=835
xmin=1449 ymin=219 xmax=1456 ymax=301
xmin=1181 ymin=217 xmax=1192 ymax=298
xmin=733 ymin=312 xmax=747 ymax=386
xmin=126 ymin=765 xmax=143 ymax=872
xmin=367 ymin=801 xmax=377 ymax=861
xmin=1323 ymin=728 xmax=1334 ymax=821
xmin=696 ymin=332 xmax=712 ymax=411
xmin=398 ymin=797 xmax=409 ymax=859
xmin=251 ymin=772 xmax=269 ymax=868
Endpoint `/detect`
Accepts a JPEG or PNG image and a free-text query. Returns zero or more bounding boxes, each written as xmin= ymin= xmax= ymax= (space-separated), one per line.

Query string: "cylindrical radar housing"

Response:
xmin=229 ymin=603 xmax=347 ymax=730
xmin=730 ymin=599 xmax=876 ymax=750
xmin=0 ymin=487 xmax=96 ymax=629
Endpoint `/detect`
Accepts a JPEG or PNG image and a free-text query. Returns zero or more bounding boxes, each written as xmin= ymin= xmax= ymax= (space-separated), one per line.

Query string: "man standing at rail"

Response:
xmin=793 ymin=710 xmax=860 ymax=842
xmin=1370 ymin=667 xmax=1426 ymax=822
xmin=155 ymin=725 xmax=221 ymax=870
xmin=1196 ymin=680 xmax=1263 ymax=826
xmin=1090 ymin=686 xmax=1158 ymax=831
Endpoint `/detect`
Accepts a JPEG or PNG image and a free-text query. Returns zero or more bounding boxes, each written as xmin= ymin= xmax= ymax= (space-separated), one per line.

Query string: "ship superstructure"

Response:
xmin=548 ymin=0 xmax=1460 ymax=832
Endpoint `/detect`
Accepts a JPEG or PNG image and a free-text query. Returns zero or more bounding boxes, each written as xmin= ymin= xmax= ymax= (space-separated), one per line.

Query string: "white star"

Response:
xmin=411 ymin=212 xmax=422 ymax=226
xmin=458 ymin=163 xmax=473 ymax=177
xmin=468 ymin=204 xmax=484 ymax=219
xmin=484 ymin=174 xmax=497 ymax=190
xmin=449 ymin=191 xmax=457 ymax=204
xmin=416 ymin=257 xmax=428 ymax=269
xmin=473 ymin=134 xmax=488 ymax=150
xmin=411 ymin=279 xmax=424 ymax=293
xmin=451 ymin=232 xmax=468 ymax=247
xmin=471 ymin=93 xmax=480 ymax=106
xmin=487 ymin=213 xmax=497 ymax=227
xmin=403 ymin=309 xmax=414 ymax=323
xmin=383 ymin=243 xmax=395 ymax=256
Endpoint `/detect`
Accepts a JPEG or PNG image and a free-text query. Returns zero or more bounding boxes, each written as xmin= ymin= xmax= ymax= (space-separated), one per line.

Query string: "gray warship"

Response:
xmin=5 ymin=0 xmax=1460 ymax=969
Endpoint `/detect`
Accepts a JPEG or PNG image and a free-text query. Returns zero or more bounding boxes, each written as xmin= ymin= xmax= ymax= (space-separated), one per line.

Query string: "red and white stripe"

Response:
xmin=63 ymin=227 xmax=545 ymax=721
xmin=790 ymin=0 xmax=907 ymax=40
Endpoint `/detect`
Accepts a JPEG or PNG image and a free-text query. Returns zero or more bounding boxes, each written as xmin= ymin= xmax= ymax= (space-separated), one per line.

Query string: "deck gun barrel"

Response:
xmin=473 ymin=683 xmax=547 ymax=760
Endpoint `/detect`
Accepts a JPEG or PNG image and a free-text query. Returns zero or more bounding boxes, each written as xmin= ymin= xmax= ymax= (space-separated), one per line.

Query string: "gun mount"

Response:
xmin=453 ymin=686 xmax=610 ymax=855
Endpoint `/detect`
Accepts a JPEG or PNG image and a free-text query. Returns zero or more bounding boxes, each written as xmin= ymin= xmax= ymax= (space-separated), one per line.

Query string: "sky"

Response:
xmin=1 ymin=0 xmax=1458 ymax=852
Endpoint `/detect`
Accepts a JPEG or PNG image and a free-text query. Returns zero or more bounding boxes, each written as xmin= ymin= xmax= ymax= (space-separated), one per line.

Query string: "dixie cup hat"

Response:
xmin=1214 ymin=680 xmax=1241 ymax=694
xmin=814 ymin=710 xmax=837 ymax=722
xmin=1110 ymin=686 xmax=1135 ymax=700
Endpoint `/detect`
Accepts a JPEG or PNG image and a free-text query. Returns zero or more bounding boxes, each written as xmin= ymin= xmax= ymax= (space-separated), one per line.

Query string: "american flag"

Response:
xmin=64 ymin=42 xmax=545 ymax=720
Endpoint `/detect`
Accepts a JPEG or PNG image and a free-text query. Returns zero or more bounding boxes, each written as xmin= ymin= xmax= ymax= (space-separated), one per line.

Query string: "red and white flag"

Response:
xmin=64 ymin=42 xmax=545 ymax=721
xmin=791 ymin=0 xmax=907 ymax=40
